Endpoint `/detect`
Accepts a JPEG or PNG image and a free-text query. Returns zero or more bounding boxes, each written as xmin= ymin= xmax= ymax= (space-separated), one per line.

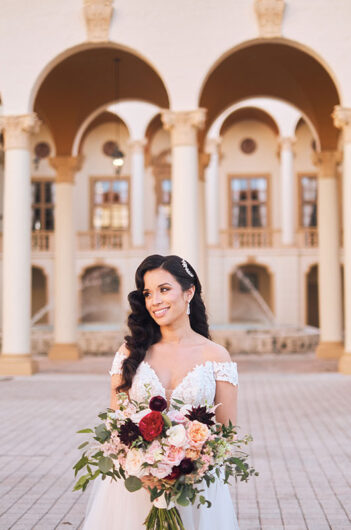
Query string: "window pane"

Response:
xmin=32 ymin=182 xmax=41 ymax=204
xmin=32 ymin=208 xmax=41 ymax=231
xmin=252 ymin=204 xmax=267 ymax=227
xmin=93 ymin=206 xmax=111 ymax=229
xmin=232 ymin=205 xmax=247 ymax=227
xmin=94 ymin=181 xmax=110 ymax=204
xmin=302 ymin=177 xmax=317 ymax=201
xmin=302 ymin=204 xmax=317 ymax=227
xmin=231 ymin=179 xmax=248 ymax=201
xmin=44 ymin=182 xmax=54 ymax=204
xmin=44 ymin=208 xmax=54 ymax=230
xmin=161 ymin=179 xmax=171 ymax=204
xmin=251 ymin=178 xmax=267 ymax=201
xmin=112 ymin=180 xmax=128 ymax=204
xmin=111 ymin=205 xmax=128 ymax=229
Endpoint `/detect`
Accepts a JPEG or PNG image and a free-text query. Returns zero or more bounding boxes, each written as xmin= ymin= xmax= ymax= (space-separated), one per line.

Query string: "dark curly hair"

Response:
xmin=117 ymin=254 xmax=210 ymax=392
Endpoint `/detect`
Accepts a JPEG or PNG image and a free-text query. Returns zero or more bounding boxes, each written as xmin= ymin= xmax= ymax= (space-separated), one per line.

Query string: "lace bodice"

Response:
xmin=110 ymin=350 xmax=238 ymax=408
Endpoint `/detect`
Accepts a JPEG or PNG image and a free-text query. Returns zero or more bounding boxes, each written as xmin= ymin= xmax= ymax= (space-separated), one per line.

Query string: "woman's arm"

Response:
xmin=109 ymin=343 xmax=129 ymax=409
xmin=215 ymin=380 xmax=238 ymax=425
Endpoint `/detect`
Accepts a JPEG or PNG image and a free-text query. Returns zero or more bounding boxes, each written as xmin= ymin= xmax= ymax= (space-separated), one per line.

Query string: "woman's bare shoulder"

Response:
xmin=201 ymin=338 xmax=232 ymax=363
xmin=118 ymin=342 xmax=130 ymax=357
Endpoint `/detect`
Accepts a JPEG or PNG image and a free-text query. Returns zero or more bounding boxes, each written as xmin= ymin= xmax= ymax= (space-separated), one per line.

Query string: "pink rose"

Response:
xmin=167 ymin=410 xmax=187 ymax=423
xmin=149 ymin=462 xmax=173 ymax=479
xmin=187 ymin=420 xmax=209 ymax=448
xmin=144 ymin=440 xmax=163 ymax=465
xmin=165 ymin=445 xmax=185 ymax=466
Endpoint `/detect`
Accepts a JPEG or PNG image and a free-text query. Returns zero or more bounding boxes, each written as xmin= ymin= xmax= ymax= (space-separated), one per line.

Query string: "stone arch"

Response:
xmin=199 ymin=39 xmax=341 ymax=150
xmin=31 ymin=44 xmax=170 ymax=156
xmin=229 ymin=262 xmax=274 ymax=324
xmin=31 ymin=265 xmax=48 ymax=324
xmin=79 ymin=263 xmax=122 ymax=323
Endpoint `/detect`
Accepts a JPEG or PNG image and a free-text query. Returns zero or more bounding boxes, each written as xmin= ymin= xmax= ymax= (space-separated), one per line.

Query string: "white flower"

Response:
xmin=166 ymin=424 xmax=188 ymax=447
xmin=131 ymin=408 xmax=151 ymax=425
xmin=124 ymin=448 xmax=146 ymax=478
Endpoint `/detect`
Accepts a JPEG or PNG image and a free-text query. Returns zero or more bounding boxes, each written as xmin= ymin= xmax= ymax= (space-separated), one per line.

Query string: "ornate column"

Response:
xmin=313 ymin=151 xmax=343 ymax=359
xmin=333 ymin=106 xmax=351 ymax=373
xmin=129 ymin=139 xmax=146 ymax=247
xmin=161 ymin=109 xmax=206 ymax=269
xmin=205 ymin=138 xmax=221 ymax=247
xmin=49 ymin=156 xmax=82 ymax=360
xmin=0 ymin=114 xmax=40 ymax=375
xmin=279 ymin=136 xmax=295 ymax=246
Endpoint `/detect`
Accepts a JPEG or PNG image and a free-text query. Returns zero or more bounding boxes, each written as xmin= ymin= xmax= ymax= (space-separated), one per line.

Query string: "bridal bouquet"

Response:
xmin=73 ymin=386 xmax=257 ymax=529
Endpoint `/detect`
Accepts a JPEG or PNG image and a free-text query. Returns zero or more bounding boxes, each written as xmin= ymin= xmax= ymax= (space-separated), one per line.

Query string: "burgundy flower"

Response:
xmin=165 ymin=465 xmax=181 ymax=481
xmin=119 ymin=419 xmax=140 ymax=446
xmin=179 ymin=458 xmax=195 ymax=475
xmin=149 ymin=395 xmax=167 ymax=412
xmin=139 ymin=411 xmax=164 ymax=441
xmin=185 ymin=405 xmax=215 ymax=426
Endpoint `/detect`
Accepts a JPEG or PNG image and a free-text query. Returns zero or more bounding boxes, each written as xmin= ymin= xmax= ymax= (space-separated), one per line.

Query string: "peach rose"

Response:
xmin=185 ymin=447 xmax=201 ymax=460
xmin=187 ymin=420 xmax=209 ymax=448
xmin=165 ymin=445 xmax=185 ymax=466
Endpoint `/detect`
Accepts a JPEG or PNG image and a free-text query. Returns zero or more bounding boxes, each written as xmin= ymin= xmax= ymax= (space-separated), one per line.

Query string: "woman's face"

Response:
xmin=142 ymin=268 xmax=193 ymax=326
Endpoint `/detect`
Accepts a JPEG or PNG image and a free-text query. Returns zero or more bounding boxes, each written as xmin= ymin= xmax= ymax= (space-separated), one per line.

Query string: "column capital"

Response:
xmin=128 ymin=138 xmax=147 ymax=154
xmin=312 ymin=150 xmax=342 ymax=178
xmin=332 ymin=105 xmax=351 ymax=143
xmin=279 ymin=136 xmax=296 ymax=150
xmin=49 ymin=156 xmax=83 ymax=183
xmin=161 ymin=109 xmax=206 ymax=146
xmin=0 ymin=114 xmax=40 ymax=150
xmin=205 ymin=137 xmax=222 ymax=155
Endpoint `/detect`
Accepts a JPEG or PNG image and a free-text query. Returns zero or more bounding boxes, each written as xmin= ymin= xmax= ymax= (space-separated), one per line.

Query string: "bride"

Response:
xmin=83 ymin=254 xmax=239 ymax=529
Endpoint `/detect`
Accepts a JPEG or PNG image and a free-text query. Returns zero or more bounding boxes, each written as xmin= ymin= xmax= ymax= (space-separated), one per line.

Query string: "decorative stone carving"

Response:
xmin=205 ymin=137 xmax=222 ymax=155
xmin=312 ymin=150 xmax=342 ymax=179
xmin=332 ymin=105 xmax=351 ymax=143
xmin=254 ymin=0 xmax=285 ymax=38
xmin=83 ymin=0 xmax=114 ymax=43
xmin=161 ymin=109 xmax=206 ymax=146
xmin=0 ymin=114 xmax=40 ymax=150
xmin=49 ymin=156 xmax=82 ymax=184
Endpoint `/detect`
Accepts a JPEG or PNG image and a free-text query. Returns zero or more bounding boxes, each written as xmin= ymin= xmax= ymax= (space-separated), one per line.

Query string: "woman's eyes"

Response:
xmin=143 ymin=287 xmax=169 ymax=298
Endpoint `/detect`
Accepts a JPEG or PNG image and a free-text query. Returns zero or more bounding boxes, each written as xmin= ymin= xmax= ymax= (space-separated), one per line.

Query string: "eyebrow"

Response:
xmin=143 ymin=282 xmax=172 ymax=291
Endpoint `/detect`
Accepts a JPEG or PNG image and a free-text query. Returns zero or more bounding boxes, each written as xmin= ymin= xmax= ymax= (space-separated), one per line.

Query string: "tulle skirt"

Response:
xmin=83 ymin=475 xmax=239 ymax=529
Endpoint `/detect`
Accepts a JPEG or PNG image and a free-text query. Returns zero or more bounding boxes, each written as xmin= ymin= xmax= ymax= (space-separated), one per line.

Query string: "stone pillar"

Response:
xmin=130 ymin=139 xmax=146 ymax=247
xmin=279 ymin=137 xmax=295 ymax=246
xmin=313 ymin=151 xmax=343 ymax=359
xmin=0 ymin=114 xmax=40 ymax=375
xmin=48 ymin=156 xmax=82 ymax=360
xmin=161 ymin=109 xmax=206 ymax=269
xmin=333 ymin=106 xmax=351 ymax=373
xmin=205 ymin=138 xmax=221 ymax=246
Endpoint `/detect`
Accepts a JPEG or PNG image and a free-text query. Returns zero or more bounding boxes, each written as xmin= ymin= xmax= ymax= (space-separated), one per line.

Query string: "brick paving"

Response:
xmin=0 ymin=354 xmax=350 ymax=530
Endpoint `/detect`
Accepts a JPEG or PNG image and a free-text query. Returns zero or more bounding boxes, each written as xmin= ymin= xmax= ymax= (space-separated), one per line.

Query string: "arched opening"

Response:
xmin=33 ymin=46 xmax=170 ymax=155
xmin=306 ymin=264 xmax=344 ymax=328
xmin=230 ymin=264 xmax=273 ymax=323
xmin=200 ymin=41 xmax=340 ymax=150
xmin=81 ymin=265 xmax=122 ymax=323
xmin=31 ymin=266 xmax=48 ymax=324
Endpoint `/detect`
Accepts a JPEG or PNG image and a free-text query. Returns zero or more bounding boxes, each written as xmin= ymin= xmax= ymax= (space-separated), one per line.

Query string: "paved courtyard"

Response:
xmin=0 ymin=354 xmax=350 ymax=530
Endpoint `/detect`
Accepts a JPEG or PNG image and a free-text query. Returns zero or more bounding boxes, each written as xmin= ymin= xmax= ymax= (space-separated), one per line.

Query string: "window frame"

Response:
xmin=298 ymin=173 xmax=318 ymax=229
xmin=31 ymin=177 xmax=55 ymax=232
xmin=90 ymin=175 xmax=131 ymax=231
xmin=227 ymin=173 xmax=271 ymax=230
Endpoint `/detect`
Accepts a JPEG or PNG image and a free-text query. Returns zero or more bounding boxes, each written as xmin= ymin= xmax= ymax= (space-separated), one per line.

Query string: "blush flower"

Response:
xmin=187 ymin=420 xmax=209 ymax=448
xmin=165 ymin=445 xmax=185 ymax=466
xmin=149 ymin=462 xmax=173 ymax=479
xmin=125 ymin=448 xmax=146 ymax=478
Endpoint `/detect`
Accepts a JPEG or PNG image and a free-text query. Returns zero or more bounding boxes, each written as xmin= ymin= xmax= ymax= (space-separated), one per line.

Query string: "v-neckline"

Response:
xmin=140 ymin=359 xmax=213 ymax=407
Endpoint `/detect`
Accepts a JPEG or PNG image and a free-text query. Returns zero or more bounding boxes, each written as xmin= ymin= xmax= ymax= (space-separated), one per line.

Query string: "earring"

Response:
xmin=187 ymin=302 xmax=191 ymax=315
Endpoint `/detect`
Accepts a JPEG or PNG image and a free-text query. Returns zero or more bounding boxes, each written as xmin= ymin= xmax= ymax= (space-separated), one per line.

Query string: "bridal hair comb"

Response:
xmin=181 ymin=258 xmax=194 ymax=278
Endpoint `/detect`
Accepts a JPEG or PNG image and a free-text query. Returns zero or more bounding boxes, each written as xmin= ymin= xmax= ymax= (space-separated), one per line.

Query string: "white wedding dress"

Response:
xmin=83 ymin=350 xmax=240 ymax=529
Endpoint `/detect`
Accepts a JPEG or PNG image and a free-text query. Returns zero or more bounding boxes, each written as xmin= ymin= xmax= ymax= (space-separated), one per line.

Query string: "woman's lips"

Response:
xmin=153 ymin=307 xmax=170 ymax=318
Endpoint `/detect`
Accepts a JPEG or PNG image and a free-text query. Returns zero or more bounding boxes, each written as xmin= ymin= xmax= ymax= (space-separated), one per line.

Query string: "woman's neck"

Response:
xmin=159 ymin=320 xmax=194 ymax=345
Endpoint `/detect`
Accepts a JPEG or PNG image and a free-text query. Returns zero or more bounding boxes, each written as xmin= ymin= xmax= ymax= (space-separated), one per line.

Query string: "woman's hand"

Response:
xmin=140 ymin=475 xmax=163 ymax=491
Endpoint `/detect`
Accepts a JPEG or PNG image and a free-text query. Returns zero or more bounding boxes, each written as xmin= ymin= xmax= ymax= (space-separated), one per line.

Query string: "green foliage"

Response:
xmin=124 ymin=476 xmax=142 ymax=492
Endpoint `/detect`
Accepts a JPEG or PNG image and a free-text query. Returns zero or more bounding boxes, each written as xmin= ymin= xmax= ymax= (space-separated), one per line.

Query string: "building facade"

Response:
xmin=0 ymin=0 xmax=351 ymax=374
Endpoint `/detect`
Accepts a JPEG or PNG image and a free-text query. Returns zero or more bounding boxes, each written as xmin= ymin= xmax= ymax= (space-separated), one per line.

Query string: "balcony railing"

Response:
xmin=32 ymin=231 xmax=54 ymax=251
xmin=226 ymin=228 xmax=275 ymax=248
xmin=77 ymin=230 xmax=130 ymax=250
xmin=297 ymin=228 xmax=318 ymax=248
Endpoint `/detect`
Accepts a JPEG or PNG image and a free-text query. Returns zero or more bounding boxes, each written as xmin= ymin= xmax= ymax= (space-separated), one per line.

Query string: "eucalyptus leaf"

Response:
xmin=98 ymin=456 xmax=113 ymax=474
xmin=124 ymin=476 xmax=142 ymax=492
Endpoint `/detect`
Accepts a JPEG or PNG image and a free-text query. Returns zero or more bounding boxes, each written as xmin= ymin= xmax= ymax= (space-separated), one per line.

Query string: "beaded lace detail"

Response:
xmin=109 ymin=350 xmax=238 ymax=408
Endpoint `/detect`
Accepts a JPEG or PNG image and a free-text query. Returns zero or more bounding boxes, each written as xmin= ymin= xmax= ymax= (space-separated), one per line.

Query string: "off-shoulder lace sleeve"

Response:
xmin=213 ymin=361 xmax=238 ymax=386
xmin=109 ymin=350 xmax=127 ymax=376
